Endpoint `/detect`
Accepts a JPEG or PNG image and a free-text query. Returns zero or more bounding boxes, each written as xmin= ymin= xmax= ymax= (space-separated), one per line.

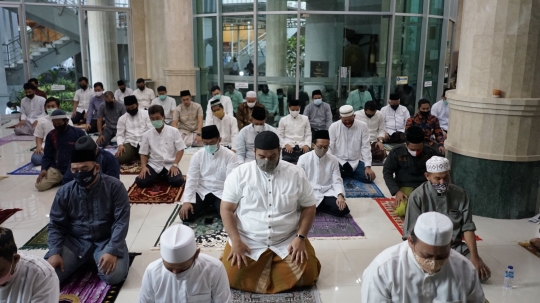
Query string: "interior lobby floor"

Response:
xmin=0 ymin=125 xmax=539 ymax=303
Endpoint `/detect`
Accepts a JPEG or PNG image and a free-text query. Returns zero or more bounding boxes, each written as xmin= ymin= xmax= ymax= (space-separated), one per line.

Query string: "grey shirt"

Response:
xmin=97 ymin=101 xmax=126 ymax=131
xmin=403 ymin=182 xmax=477 ymax=242
xmin=303 ymin=102 xmax=332 ymax=131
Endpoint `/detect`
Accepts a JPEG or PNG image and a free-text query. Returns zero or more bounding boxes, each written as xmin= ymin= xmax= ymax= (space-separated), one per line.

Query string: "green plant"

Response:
xmin=13 ymin=70 xmax=76 ymax=112
xmin=287 ymin=35 xmax=305 ymax=77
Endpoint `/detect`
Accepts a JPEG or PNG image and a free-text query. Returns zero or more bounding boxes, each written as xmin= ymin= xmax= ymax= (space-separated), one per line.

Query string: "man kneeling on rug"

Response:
xmin=180 ymin=125 xmax=239 ymax=222
xmin=220 ymin=131 xmax=321 ymax=294
xmin=139 ymin=224 xmax=231 ymax=302
xmin=297 ymin=130 xmax=349 ymax=217
xmin=403 ymin=156 xmax=491 ymax=282
xmin=136 ymin=105 xmax=186 ymax=188
xmin=46 ymin=149 xmax=131 ymax=285
xmin=0 ymin=227 xmax=59 ymax=303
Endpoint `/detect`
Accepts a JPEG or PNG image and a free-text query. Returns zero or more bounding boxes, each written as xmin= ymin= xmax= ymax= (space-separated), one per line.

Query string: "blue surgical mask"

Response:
xmin=213 ymin=94 xmax=221 ymax=100
xmin=205 ymin=144 xmax=219 ymax=154
xmin=152 ymin=120 xmax=164 ymax=129
xmin=443 ymin=100 xmax=448 ymax=105
xmin=47 ymin=108 xmax=57 ymax=116
xmin=159 ymin=95 xmax=167 ymax=101
xmin=314 ymin=99 xmax=323 ymax=106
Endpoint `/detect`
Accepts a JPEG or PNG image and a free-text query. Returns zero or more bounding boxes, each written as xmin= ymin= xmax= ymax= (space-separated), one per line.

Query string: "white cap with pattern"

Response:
xmin=426 ymin=156 xmax=450 ymax=173
xmin=339 ymin=105 xmax=354 ymax=117
xmin=246 ymin=91 xmax=257 ymax=98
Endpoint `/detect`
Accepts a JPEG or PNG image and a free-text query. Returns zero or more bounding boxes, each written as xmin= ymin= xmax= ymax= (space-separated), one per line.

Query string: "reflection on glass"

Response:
xmin=196 ymin=0 xmax=216 ymax=14
xmin=429 ymin=0 xmax=444 ymax=15
xmin=196 ymin=16 xmax=218 ymax=114
xmin=396 ymin=0 xmax=424 ymax=14
xmin=423 ymin=18 xmax=443 ymax=103
xmin=258 ymin=0 xmax=298 ymax=12
xmin=1 ymin=6 xmax=24 ymax=113
xmin=300 ymin=0 xmax=344 ymax=11
xmin=391 ymin=16 xmax=422 ymax=116
xmin=349 ymin=0 xmax=391 ymax=12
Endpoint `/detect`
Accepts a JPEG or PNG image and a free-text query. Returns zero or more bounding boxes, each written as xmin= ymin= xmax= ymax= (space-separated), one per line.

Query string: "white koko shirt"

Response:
xmin=234 ymin=124 xmax=282 ymax=164
xmin=116 ymin=110 xmax=153 ymax=147
xmin=431 ymin=99 xmax=449 ymax=131
xmin=297 ymin=151 xmax=345 ymax=205
xmin=139 ymin=124 xmax=186 ymax=173
xmin=328 ymin=120 xmax=372 ymax=169
xmin=74 ymin=88 xmax=95 ymax=113
xmin=355 ymin=110 xmax=385 ymax=142
xmin=277 ymin=114 xmax=312 ymax=147
xmin=0 ymin=254 xmax=59 ymax=303
xmin=182 ymin=147 xmax=239 ymax=202
xmin=133 ymin=87 xmax=156 ymax=109
xmin=205 ymin=114 xmax=239 ymax=148
xmin=205 ymin=95 xmax=234 ymax=122
xmin=114 ymin=87 xmax=134 ymax=102
xmin=151 ymin=96 xmax=177 ymax=123
xmin=380 ymin=104 xmax=411 ymax=135
xmin=361 ymin=242 xmax=485 ymax=303
xmin=20 ymin=95 xmax=46 ymax=123
xmin=138 ymin=254 xmax=232 ymax=303
xmin=222 ymin=160 xmax=316 ymax=261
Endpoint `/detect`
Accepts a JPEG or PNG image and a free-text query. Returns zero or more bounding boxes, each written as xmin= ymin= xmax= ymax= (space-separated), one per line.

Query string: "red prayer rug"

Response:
xmin=0 ymin=208 xmax=22 ymax=225
xmin=127 ymin=178 xmax=185 ymax=204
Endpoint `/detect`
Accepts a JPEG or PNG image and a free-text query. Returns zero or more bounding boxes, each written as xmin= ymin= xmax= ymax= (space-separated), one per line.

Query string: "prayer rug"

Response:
xmin=119 ymin=160 xmax=141 ymax=175
xmin=384 ymin=143 xmax=399 ymax=151
xmin=127 ymin=179 xmax=185 ymax=204
xmin=518 ymin=242 xmax=540 ymax=258
xmin=231 ymin=286 xmax=321 ymax=303
xmin=342 ymin=178 xmax=385 ymax=198
xmin=59 ymin=252 xmax=141 ymax=303
xmin=19 ymin=225 xmax=48 ymax=250
xmin=153 ymin=204 xmax=228 ymax=251
xmin=309 ymin=212 xmax=365 ymax=239
xmin=0 ymin=133 xmax=34 ymax=147
xmin=8 ymin=162 xmax=40 ymax=175
xmin=0 ymin=208 xmax=22 ymax=225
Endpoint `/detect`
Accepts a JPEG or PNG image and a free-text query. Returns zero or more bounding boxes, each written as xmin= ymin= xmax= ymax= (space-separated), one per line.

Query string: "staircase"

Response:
xmin=237 ymin=32 xmax=267 ymax=71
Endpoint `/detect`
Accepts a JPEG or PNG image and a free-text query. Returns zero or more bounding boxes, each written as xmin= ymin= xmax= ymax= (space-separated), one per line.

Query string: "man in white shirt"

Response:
xmin=151 ymin=86 xmax=176 ymax=124
xmin=235 ymin=106 xmax=281 ymax=164
xmin=139 ymin=224 xmax=231 ymax=303
xmin=179 ymin=125 xmax=239 ymax=222
xmin=115 ymin=96 xmax=153 ymax=164
xmin=14 ymin=82 xmax=46 ymax=136
xmin=355 ymin=100 xmax=387 ymax=162
xmin=380 ymin=93 xmax=411 ymax=143
xmin=31 ymin=97 xmax=73 ymax=166
xmin=0 ymin=227 xmax=59 ymax=303
xmin=71 ymin=76 xmax=95 ymax=125
xmin=114 ymin=80 xmax=133 ymax=102
xmin=206 ymin=99 xmax=239 ymax=149
xmin=362 ymin=212 xmax=485 ymax=303
xmin=277 ymin=99 xmax=312 ymax=163
xmin=133 ymin=78 xmax=156 ymax=110
xmin=431 ymin=88 xmax=450 ymax=135
xmin=136 ymin=104 xmax=186 ymax=188
xmin=221 ymin=131 xmax=321 ymax=294
xmin=329 ymin=105 xmax=376 ymax=183
xmin=298 ymin=130 xmax=349 ymax=217
xmin=206 ymin=85 xmax=234 ymax=119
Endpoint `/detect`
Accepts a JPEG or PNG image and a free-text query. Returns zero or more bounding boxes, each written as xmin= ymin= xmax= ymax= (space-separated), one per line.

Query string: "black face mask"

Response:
xmin=127 ymin=108 xmax=138 ymax=116
xmin=365 ymin=113 xmax=375 ymax=118
xmin=73 ymin=166 xmax=97 ymax=187
xmin=390 ymin=104 xmax=399 ymax=110
xmin=262 ymin=88 xmax=269 ymax=94
xmin=420 ymin=111 xmax=430 ymax=117
xmin=54 ymin=123 xmax=67 ymax=132
xmin=80 ymin=84 xmax=87 ymax=90
xmin=138 ymin=86 xmax=145 ymax=91
xmin=106 ymin=102 xmax=115 ymax=109
xmin=26 ymin=94 xmax=35 ymax=99
xmin=120 ymin=87 xmax=126 ymax=92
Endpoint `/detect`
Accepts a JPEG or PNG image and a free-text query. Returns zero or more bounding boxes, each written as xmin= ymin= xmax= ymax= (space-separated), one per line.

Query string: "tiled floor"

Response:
xmin=1 ymin=125 xmax=539 ymax=303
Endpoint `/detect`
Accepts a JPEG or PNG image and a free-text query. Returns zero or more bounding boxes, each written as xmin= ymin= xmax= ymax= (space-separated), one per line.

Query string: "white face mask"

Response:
xmin=290 ymin=110 xmax=300 ymax=118
xmin=253 ymin=125 xmax=264 ymax=133
xmin=408 ymin=149 xmax=418 ymax=157
xmin=95 ymin=91 xmax=103 ymax=97
xmin=313 ymin=99 xmax=323 ymax=106
xmin=247 ymin=102 xmax=256 ymax=108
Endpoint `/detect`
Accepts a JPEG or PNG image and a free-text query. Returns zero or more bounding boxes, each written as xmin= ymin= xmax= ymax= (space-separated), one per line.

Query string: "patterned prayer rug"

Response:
xmin=127 ymin=179 xmax=185 ymax=204
xmin=8 ymin=162 xmax=40 ymax=175
xmin=19 ymin=225 xmax=48 ymax=250
xmin=231 ymin=286 xmax=321 ymax=303
xmin=0 ymin=133 xmax=34 ymax=147
xmin=58 ymin=252 xmax=141 ymax=303
xmin=0 ymin=208 xmax=22 ymax=225
xmin=518 ymin=242 xmax=540 ymax=258
xmin=342 ymin=178 xmax=385 ymax=198
xmin=384 ymin=143 xmax=399 ymax=151
xmin=309 ymin=212 xmax=365 ymax=239
xmin=120 ymin=160 xmax=141 ymax=175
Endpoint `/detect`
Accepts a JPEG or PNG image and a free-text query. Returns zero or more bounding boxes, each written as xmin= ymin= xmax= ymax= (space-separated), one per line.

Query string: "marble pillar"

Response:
xmin=265 ymin=0 xmax=287 ymax=93
xmin=143 ymin=0 xmax=166 ymax=88
xmin=446 ymin=0 xmax=540 ymax=219
xmin=87 ymin=0 xmax=120 ymax=91
xmin=131 ymin=0 xmax=147 ymax=80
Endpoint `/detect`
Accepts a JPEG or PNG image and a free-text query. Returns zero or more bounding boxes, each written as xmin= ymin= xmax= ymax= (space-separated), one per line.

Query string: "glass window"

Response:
xmin=1 ymin=6 xmax=25 ymax=114
xmin=24 ymin=0 xmax=76 ymax=3
xmin=223 ymin=0 xmax=253 ymax=13
xmin=258 ymin=0 xmax=298 ymax=12
xmin=195 ymin=16 xmax=218 ymax=115
xmin=300 ymin=0 xmax=345 ymax=11
xmin=429 ymin=0 xmax=444 ymax=15
xmin=422 ymin=18 xmax=443 ymax=103
xmin=196 ymin=0 xmax=216 ymax=14
xmin=396 ymin=0 xmax=424 ymax=14
xmin=222 ymin=15 xmax=255 ymax=96
xmin=391 ymin=16 xmax=422 ymax=116
xmin=0 ymin=0 xmax=20 ymax=2
xmin=349 ymin=0 xmax=391 ymax=12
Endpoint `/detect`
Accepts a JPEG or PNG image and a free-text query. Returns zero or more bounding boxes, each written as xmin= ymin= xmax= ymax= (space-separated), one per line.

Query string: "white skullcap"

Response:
xmin=246 ymin=91 xmax=257 ymax=98
xmin=160 ymin=224 xmax=197 ymax=264
xmin=414 ymin=212 xmax=453 ymax=246
xmin=339 ymin=105 xmax=354 ymax=117
xmin=426 ymin=156 xmax=450 ymax=173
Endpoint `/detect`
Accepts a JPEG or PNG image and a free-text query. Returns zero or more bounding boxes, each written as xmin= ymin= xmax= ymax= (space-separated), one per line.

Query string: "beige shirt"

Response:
xmin=173 ymin=102 xmax=203 ymax=132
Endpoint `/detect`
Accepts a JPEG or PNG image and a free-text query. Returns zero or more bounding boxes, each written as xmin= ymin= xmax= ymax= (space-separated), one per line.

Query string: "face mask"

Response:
xmin=0 ymin=257 xmax=14 ymax=285
xmin=262 ymin=88 xmax=269 ymax=94
xmin=407 ymin=148 xmax=421 ymax=157
xmin=253 ymin=125 xmax=264 ymax=133
xmin=127 ymin=108 xmax=138 ymax=116
xmin=443 ymin=100 xmax=448 ymax=105
xmin=80 ymin=84 xmax=87 ymax=90
xmin=159 ymin=95 xmax=167 ymax=101
xmin=26 ymin=94 xmax=35 ymax=99
xmin=106 ymin=102 xmax=115 ymax=109
xmin=151 ymin=120 xmax=164 ymax=129
xmin=138 ymin=86 xmax=145 ymax=91
xmin=390 ymin=104 xmax=399 ymax=110
xmin=365 ymin=113 xmax=375 ymax=118
xmin=54 ymin=123 xmax=67 ymax=132
xmin=47 ymin=108 xmax=57 ymax=116
xmin=290 ymin=110 xmax=299 ymax=118
xmin=413 ymin=250 xmax=448 ymax=275
xmin=204 ymin=144 xmax=219 ymax=154
xmin=95 ymin=91 xmax=103 ymax=97
xmin=213 ymin=94 xmax=221 ymax=100
xmin=120 ymin=88 xmax=126 ymax=93
xmin=314 ymin=146 xmax=328 ymax=158
xmin=313 ymin=99 xmax=323 ymax=106
xmin=256 ymin=158 xmax=278 ymax=173
xmin=213 ymin=109 xmax=225 ymax=119
xmin=73 ymin=166 xmax=97 ymax=187
xmin=247 ymin=102 xmax=256 ymax=108
xmin=277 ymin=94 xmax=283 ymax=98
xmin=431 ymin=181 xmax=450 ymax=194
xmin=420 ymin=111 xmax=430 ymax=117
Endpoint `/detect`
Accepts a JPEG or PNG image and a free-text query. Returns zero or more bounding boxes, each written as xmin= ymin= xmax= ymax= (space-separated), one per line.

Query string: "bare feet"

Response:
xmin=530 ymin=238 xmax=540 ymax=251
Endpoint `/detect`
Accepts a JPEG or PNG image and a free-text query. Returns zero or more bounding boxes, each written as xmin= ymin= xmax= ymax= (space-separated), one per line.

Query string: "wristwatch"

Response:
xmin=196 ymin=133 xmax=201 ymax=136
xmin=296 ymin=234 xmax=306 ymax=240
xmin=172 ymin=164 xmax=178 ymax=168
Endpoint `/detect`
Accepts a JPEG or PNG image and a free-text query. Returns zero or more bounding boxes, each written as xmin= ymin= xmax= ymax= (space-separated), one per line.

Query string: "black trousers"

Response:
xmin=317 ymin=196 xmax=350 ymax=217
xmin=282 ymin=145 xmax=304 ymax=163
xmin=71 ymin=111 xmax=98 ymax=133
xmin=181 ymin=193 xmax=222 ymax=222
xmin=135 ymin=165 xmax=184 ymax=188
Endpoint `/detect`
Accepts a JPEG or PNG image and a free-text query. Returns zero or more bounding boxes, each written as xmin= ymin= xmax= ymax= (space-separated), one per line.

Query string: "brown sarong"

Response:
xmin=221 ymin=239 xmax=321 ymax=294
xmin=371 ymin=142 xmax=387 ymax=162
